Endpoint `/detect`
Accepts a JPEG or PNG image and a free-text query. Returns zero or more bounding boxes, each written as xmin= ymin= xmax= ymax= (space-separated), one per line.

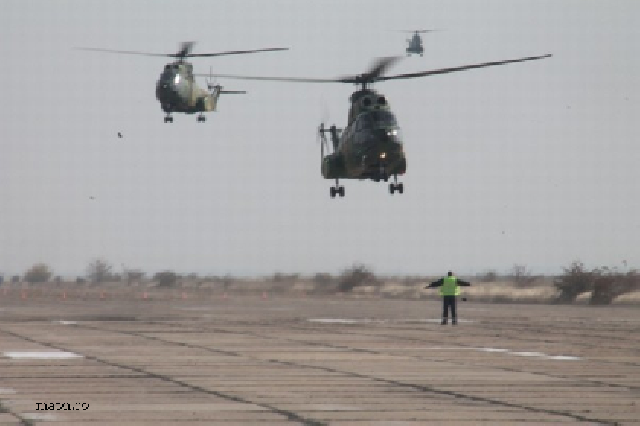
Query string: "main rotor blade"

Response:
xmin=76 ymin=47 xmax=171 ymax=57
xmin=176 ymin=41 xmax=195 ymax=58
xmin=361 ymin=56 xmax=401 ymax=81
xmin=184 ymin=47 xmax=289 ymax=58
xmin=198 ymin=54 xmax=551 ymax=86
xmin=377 ymin=54 xmax=552 ymax=82
xmin=77 ymin=46 xmax=289 ymax=59
xmin=197 ymin=57 xmax=400 ymax=85
xmin=396 ymin=29 xmax=436 ymax=33
xmin=195 ymin=73 xmax=339 ymax=83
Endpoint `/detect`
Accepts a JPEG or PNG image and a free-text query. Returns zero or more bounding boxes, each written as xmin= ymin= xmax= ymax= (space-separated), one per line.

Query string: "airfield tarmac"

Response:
xmin=0 ymin=290 xmax=638 ymax=425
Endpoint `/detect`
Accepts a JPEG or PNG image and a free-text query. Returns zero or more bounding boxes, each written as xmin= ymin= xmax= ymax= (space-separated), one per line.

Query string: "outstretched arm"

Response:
xmin=425 ymin=278 xmax=444 ymax=289
xmin=457 ymin=279 xmax=471 ymax=286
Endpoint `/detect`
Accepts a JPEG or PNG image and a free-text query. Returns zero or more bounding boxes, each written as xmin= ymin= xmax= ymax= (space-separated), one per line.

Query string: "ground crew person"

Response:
xmin=425 ymin=271 xmax=471 ymax=325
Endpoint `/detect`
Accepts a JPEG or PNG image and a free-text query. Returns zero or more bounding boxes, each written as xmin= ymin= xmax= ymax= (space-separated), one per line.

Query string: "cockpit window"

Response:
xmin=358 ymin=111 xmax=398 ymax=129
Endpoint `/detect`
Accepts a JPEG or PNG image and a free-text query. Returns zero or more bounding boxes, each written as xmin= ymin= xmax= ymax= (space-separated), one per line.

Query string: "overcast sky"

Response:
xmin=2 ymin=0 xmax=639 ymax=278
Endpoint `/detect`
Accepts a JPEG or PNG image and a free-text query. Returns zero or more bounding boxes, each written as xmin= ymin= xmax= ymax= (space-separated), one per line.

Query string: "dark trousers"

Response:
xmin=442 ymin=296 xmax=457 ymax=323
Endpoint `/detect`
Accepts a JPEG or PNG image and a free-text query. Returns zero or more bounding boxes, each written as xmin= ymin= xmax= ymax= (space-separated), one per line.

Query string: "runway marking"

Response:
xmin=0 ymin=388 xmax=16 ymax=394
xmin=308 ymin=318 xmax=372 ymax=324
xmin=3 ymin=351 xmax=83 ymax=359
xmin=419 ymin=346 xmax=582 ymax=361
xmin=308 ymin=318 xmax=474 ymax=324
xmin=54 ymin=320 xmax=78 ymax=325
xmin=23 ymin=413 xmax=57 ymax=421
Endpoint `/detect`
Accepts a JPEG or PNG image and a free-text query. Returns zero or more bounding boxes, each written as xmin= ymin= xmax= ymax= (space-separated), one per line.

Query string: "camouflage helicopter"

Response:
xmin=79 ymin=42 xmax=288 ymax=122
xmin=202 ymin=53 xmax=551 ymax=197
xmin=401 ymin=30 xmax=435 ymax=56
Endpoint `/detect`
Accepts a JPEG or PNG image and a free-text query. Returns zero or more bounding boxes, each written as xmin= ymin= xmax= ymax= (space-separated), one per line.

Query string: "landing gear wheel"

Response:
xmin=197 ymin=115 xmax=206 ymax=122
xmin=389 ymin=182 xmax=404 ymax=195
xmin=330 ymin=182 xmax=345 ymax=198
xmin=164 ymin=116 xmax=173 ymax=123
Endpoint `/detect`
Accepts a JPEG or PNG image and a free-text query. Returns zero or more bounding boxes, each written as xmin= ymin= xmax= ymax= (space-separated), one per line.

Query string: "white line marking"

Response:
xmin=307 ymin=318 xmax=473 ymax=324
xmin=472 ymin=347 xmax=581 ymax=361
xmin=23 ymin=413 xmax=56 ymax=421
xmin=4 ymin=351 xmax=83 ymax=359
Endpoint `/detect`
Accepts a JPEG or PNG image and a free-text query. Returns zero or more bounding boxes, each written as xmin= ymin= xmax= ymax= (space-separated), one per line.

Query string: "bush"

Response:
xmin=478 ymin=270 xmax=498 ymax=282
xmin=338 ymin=264 xmax=379 ymax=293
xmin=124 ymin=269 xmax=145 ymax=285
xmin=154 ymin=271 xmax=178 ymax=288
xmin=554 ymin=261 xmax=594 ymax=303
xmin=590 ymin=267 xmax=640 ymax=305
xmin=510 ymin=264 xmax=538 ymax=287
xmin=87 ymin=259 xmax=114 ymax=283
xmin=312 ymin=273 xmax=333 ymax=285
xmin=24 ymin=263 xmax=52 ymax=283
xmin=271 ymin=272 xmax=299 ymax=282
xmin=554 ymin=261 xmax=639 ymax=305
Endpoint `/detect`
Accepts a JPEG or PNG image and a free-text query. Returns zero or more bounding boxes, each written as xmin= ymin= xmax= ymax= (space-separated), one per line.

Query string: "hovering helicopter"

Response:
xmin=401 ymin=30 xmax=435 ymax=56
xmin=200 ymin=53 xmax=551 ymax=197
xmin=79 ymin=42 xmax=288 ymax=122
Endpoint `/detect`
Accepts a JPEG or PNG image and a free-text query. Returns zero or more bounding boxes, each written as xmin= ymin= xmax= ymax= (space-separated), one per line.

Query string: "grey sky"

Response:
xmin=2 ymin=0 xmax=639 ymax=278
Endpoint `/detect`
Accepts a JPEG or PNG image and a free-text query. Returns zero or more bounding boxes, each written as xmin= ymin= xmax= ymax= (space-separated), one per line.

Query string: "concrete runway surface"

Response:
xmin=0 ymin=290 xmax=638 ymax=425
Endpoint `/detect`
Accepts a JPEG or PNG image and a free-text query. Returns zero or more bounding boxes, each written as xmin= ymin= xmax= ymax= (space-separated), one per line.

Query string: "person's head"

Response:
xmin=447 ymin=271 xmax=453 ymax=276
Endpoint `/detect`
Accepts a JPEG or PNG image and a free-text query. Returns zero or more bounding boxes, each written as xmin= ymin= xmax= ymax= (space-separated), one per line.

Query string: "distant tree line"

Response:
xmin=6 ymin=259 xmax=640 ymax=305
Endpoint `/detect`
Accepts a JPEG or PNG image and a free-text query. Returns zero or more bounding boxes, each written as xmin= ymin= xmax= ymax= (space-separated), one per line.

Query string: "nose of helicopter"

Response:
xmin=360 ymin=129 xmax=403 ymax=167
xmin=156 ymin=73 xmax=180 ymax=106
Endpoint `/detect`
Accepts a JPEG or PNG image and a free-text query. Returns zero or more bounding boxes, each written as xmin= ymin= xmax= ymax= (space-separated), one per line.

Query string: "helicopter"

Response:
xmin=401 ymin=30 xmax=435 ymax=56
xmin=79 ymin=42 xmax=288 ymax=122
xmin=200 ymin=53 xmax=551 ymax=197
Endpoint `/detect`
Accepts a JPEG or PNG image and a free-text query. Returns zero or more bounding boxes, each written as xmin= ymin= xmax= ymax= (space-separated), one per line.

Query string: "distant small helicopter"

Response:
xmin=201 ymin=53 xmax=551 ymax=197
xmin=79 ymin=42 xmax=288 ymax=122
xmin=400 ymin=30 xmax=435 ymax=56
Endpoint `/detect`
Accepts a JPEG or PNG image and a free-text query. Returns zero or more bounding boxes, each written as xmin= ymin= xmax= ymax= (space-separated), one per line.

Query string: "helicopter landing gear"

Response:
xmin=389 ymin=175 xmax=404 ymax=195
xmin=197 ymin=114 xmax=206 ymax=122
xmin=164 ymin=114 xmax=173 ymax=123
xmin=330 ymin=186 xmax=345 ymax=198
xmin=379 ymin=164 xmax=388 ymax=182
xmin=330 ymin=179 xmax=345 ymax=198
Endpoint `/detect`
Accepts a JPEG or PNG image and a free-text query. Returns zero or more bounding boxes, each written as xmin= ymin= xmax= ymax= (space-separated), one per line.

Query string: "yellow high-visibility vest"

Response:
xmin=440 ymin=276 xmax=461 ymax=296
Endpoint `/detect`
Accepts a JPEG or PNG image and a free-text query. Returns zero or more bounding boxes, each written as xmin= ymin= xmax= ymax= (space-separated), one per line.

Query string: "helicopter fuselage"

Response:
xmin=406 ymin=33 xmax=424 ymax=56
xmin=322 ymin=89 xmax=406 ymax=181
xmin=156 ymin=61 xmax=216 ymax=114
